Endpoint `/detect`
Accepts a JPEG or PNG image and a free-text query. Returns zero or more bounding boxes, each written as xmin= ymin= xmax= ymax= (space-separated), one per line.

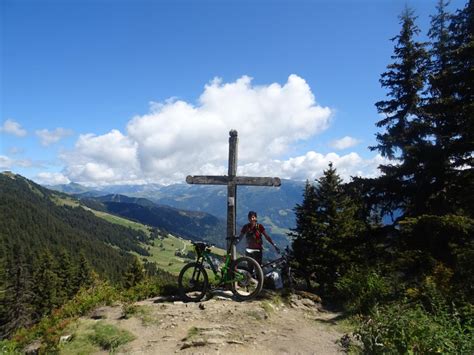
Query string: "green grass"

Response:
xmin=143 ymin=235 xmax=227 ymax=275
xmin=51 ymin=195 xmax=80 ymax=207
xmin=88 ymin=322 xmax=135 ymax=351
xmin=143 ymin=235 xmax=194 ymax=274
xmin=186 ymin=326 xmax=202 ymax=339
xmin=92 ymin=210 xmax=151 ymax=235
xmin=261 ymin=294 xmax=283 ymax=315
xmin=61 ymin=320 xmax=136 ymax=353
xmin=59 ymin=320 xmax=102 ymax=354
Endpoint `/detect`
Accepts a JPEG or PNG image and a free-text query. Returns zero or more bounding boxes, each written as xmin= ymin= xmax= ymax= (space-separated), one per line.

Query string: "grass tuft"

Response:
xmin=88 ymin=322 xmax=135 ymax=351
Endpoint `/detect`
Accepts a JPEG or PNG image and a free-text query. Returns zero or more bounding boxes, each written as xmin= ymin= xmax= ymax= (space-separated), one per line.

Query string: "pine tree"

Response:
xmin=312 ymin=164 xmax=365 ymax=293
xmin=32 ymin=250 xmax=60 ymax=318
xmin=421 ymin=0 xmax=474 ymax=215
xmin=291 ymin=180 xmax=318 ymax=288
xmin=292 ymin=165 xmax=365 ymax=294
xmin=123 ymin=256 xmax=145 ymax=289
xmin=57 ymin=249 xmax=76 ymax=302
xmin=1 ymin=244 xmax=35 ymax=338
xmin=73 ymin=252 xmax=93 ymax=292
xmin=0 ymin=238 xmax=9 ymax=338
xmin=446 ymin=0 xmax=474 ymax=216
xmin=371 ymin=7 xmax=430 ymax=217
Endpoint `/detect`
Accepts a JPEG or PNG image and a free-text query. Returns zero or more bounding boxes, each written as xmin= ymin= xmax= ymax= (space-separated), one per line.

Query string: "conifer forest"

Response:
xmin=291 ymin=1 xmax=473 ymax=351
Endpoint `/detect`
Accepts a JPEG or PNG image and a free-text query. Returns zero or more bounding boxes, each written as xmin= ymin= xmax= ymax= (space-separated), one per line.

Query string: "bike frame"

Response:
xmin=194 ymin=243 xmax=244 ymax=286
xmin=261 ymin=256 xmax=286 ymax=270
xmin=260 ymin=252 xmax=292 ymax=287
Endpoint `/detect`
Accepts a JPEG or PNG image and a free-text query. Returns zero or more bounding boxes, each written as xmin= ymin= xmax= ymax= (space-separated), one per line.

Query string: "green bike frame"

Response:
xmin=196 ymin=245 xmax=244 ymax=286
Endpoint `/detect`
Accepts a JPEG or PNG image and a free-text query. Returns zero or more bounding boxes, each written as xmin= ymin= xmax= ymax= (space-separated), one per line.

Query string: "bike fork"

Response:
xmin=192 ymin=263 xmax=202 ymax=282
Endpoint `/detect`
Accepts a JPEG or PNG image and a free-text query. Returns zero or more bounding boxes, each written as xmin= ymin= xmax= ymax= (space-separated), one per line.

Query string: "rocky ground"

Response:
xmin=65 ymin=290 xmax=348 ymax=354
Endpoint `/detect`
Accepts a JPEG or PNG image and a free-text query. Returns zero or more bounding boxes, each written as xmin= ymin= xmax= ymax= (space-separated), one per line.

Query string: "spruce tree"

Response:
xmin=123 ymin=256 xmax=145 ymax=289
xmin=74 ymin=252 xmax=93 ymax=292
xmin=32 ymin=251 xmax=60 ymax=317
xmin=292 ymin=164 xmax=365 ymax=294
xmin=371 ymin=7 xmax=429 ymax=217
xmin=422 ymin=0 xmax=474 ymax=215
xmin=446 ymin=0 xmax=474 ymax=216
xmin=291 ymin=180 xmax=318 ymax=288
xmin=312 ymin=164 xmax=364 ymax=293
xmin=57 ymin=249 xmax=76 ymax=302
xmin=1 ymin=244 xmax=35 ymax=338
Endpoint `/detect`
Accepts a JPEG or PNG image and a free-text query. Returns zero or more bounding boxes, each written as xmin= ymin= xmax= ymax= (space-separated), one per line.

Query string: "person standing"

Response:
xmin=238 ymin=210 xmax=280 ymax=265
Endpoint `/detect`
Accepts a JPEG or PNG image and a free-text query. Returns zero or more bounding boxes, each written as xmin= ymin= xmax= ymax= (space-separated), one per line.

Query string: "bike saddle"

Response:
xmin=192 ymin=241 xmax=212 ymax=252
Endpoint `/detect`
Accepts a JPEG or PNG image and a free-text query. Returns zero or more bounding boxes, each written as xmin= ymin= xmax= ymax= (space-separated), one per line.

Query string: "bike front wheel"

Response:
xmin=231 ymin=256 xmax=264 ymax=301
xmin=178 ymin=262 xmax=208 ymax=302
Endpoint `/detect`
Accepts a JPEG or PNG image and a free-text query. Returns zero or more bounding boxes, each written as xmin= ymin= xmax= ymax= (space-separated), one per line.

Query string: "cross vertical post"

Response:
xmin=227 ymin=130 xmax=238 ymax=259
xmin=186 ymin=130 xmax=281 ymax=261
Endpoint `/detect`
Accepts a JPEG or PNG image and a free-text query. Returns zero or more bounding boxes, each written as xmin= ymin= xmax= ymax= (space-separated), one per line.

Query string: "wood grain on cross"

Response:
xmin=186 ymin=130 xmax=281 ymax=259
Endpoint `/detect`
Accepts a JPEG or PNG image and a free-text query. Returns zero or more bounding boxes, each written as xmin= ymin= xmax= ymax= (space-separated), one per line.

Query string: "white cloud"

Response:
xmin=35 ymin=172 xmax=71 ymax=185
xmin=61 ymin=129 xmax=140 ymax=184
xmin=0 ymin=155 xmax=33 ymax=169
xmin=329 ymin=136 xmax=361 ymax=150
xmin=239 ymin=152 xmax=387 ymax=182
xmin=62 ymin=75 xmax=333 ymax=184
xmin=0 ymin=119 xmax=27 ymax=137
xmin=36 ymin=128 xmax=74 ymax=146
xmin=59 ymin=75 xmax=384 ymax=185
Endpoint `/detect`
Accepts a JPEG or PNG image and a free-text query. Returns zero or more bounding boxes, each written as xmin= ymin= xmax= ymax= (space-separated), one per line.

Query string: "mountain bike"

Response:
xmin=260 ymin=246 xmax=299 ymax=290
xmin=178 ymin=237 xmax=264 ymax=302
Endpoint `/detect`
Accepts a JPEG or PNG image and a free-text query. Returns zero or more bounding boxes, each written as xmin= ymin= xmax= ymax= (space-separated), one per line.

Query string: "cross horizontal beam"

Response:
xmin=186 ymin=175 xmax=281 ymax=187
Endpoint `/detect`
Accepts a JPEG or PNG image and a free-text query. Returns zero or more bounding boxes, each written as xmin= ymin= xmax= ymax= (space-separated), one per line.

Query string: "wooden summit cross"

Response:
xmin=186 ymin=130 xmax=281 ymax=259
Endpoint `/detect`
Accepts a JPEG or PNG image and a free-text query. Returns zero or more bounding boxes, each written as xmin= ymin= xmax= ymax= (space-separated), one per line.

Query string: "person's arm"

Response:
xmin=236 ymin=225 xmax=246 ymax=244
xmin=261 ymin=225 xmax=280 ymax=252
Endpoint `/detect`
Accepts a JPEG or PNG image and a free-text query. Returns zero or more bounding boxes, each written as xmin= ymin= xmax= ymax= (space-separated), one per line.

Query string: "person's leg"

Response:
xmin=244 ymin=250 xmax=262 ymax=273
xmin=255 ymin=250 xmax=263 ymax=266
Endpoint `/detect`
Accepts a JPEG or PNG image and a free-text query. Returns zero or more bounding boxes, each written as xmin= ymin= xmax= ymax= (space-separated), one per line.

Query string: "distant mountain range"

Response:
xmin=47 ymin=179 xmax=307 ymax=246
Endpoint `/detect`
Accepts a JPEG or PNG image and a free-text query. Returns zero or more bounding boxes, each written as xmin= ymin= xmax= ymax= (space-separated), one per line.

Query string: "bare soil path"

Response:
xmin=77 ymin=290 xmax=346 ymax=354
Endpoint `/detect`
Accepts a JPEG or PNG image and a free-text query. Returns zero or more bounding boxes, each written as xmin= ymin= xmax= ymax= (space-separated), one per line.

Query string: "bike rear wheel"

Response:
xmin=280 ymin=264 xmax=293 ymax=290
xmin=231 ymin=256 xmax=263 ymax=301
xmin=178 ymin=262 xmax=208 ymax=302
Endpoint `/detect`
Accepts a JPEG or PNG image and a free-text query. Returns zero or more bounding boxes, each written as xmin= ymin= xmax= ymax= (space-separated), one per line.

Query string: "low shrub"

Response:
xmin=120 ymin=273 xmax=178 ymax=301
xmin=8 ymin=272 xmax=177 ymax=353
xmin=355 ymin=302 xmax=474 ymax=354
xmin=0 ymin=339 xmax=21 ymax=354
xmin=11 ymin=280 xmax=119 ymax=352
xmin=334 ymin=267 xmax=391 ymax=314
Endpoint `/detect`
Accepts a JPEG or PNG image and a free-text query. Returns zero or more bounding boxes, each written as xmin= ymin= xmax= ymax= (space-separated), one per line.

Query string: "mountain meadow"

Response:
xmin=1 ymin=1 xmax=474 ymax=353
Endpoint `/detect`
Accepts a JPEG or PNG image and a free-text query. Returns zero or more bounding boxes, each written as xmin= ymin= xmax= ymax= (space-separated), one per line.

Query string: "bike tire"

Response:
xmin=178 ymin=262 xmax=209 ymax=302
xmin=231 ymin=256 xmax=264 ymax=301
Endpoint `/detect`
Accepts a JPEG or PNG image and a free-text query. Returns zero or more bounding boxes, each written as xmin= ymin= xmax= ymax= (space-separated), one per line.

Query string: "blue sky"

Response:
xmin=1 ymin=0 xmax=466 ymax=185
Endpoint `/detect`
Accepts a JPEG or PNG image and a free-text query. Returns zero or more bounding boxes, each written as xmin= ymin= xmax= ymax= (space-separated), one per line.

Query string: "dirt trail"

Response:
xmin=83 ymin=290 xmax=346 ymax=354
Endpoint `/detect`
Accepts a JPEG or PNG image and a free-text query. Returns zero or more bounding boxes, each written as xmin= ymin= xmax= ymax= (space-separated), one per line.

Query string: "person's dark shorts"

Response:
xmin=245 ymin=248 xmax=263 ymax=265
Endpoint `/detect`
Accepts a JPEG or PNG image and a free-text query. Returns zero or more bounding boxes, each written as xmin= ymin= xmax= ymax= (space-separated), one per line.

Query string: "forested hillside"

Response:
xmin=79 ymin=194 xmax=227 ymax=248
xmin=0 ymin=173 xmax=154 ymax=338
xmin=291 ymin=1 xmax=474 ymax=352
